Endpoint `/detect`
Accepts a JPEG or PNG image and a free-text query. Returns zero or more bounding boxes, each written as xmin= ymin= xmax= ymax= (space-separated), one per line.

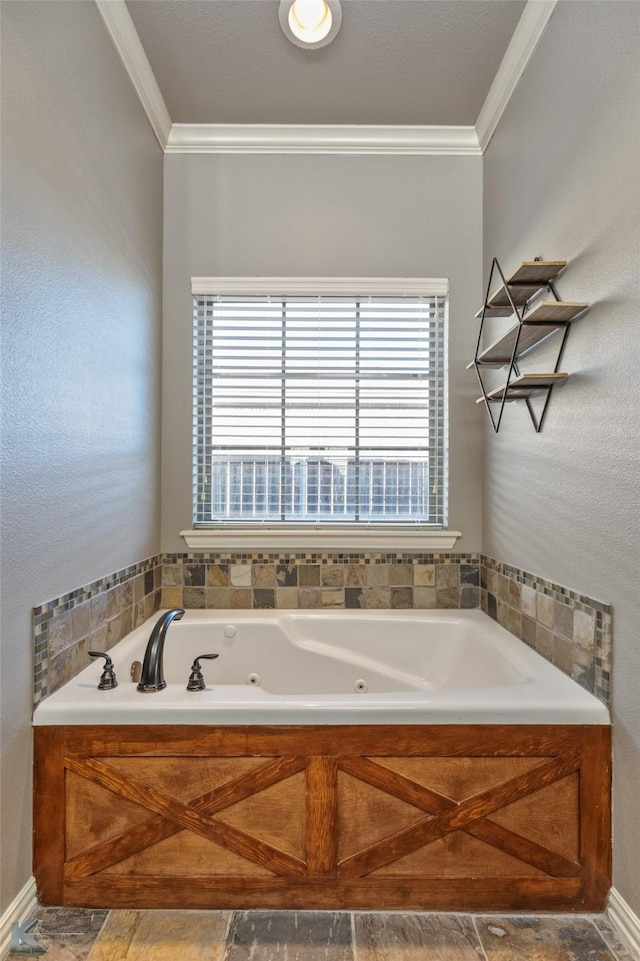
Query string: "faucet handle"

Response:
xmin=88 ymin=651 xmax=118 ymax=690
xmin=187 ymin=653 xmax=219 ymax=692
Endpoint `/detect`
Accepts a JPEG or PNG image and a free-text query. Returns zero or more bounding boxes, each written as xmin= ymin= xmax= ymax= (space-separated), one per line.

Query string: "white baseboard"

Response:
xmin=609 ymin=887 xmax=640 ymax=961
xmin=0 ymin=877 xmax=38 ymax=961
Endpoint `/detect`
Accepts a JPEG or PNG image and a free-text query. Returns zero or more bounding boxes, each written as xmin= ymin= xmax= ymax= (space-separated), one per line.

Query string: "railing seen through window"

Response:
xmin=193 ymin=292 xmax=447 ymax=526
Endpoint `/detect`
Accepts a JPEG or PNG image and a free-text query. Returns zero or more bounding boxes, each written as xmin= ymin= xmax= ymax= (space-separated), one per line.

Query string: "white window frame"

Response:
xmin=181 ymin=277 xmax=460 ymax=551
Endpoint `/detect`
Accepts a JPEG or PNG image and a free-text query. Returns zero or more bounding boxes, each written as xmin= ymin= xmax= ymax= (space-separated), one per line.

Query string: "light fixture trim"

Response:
xmin=289 ymin=0 xmax=332 ymax=44
xmin=279 ymin=0 xmax=342 ymax=49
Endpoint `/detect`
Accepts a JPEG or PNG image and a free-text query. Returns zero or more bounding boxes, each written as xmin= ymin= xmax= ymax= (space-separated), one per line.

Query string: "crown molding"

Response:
xmin=95 ymin=0 xmax=171 ymax=149
xmin=95 ymin=0 xmax=557 ymax=156
xmin=166 ymin=124 xmax=481 ymax=155
xmin=475 ymin=0 xmax=558 ymax=152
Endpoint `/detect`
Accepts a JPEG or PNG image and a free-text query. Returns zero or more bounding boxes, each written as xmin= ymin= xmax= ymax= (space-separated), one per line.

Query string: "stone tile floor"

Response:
xmin=6 ymin=907 xmax=636 ymax=961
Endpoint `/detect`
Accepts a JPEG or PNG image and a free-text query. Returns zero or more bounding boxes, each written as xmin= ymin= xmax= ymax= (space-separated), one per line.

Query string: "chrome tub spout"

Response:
xmin=136 ymin=608 xmax=185 ymax=693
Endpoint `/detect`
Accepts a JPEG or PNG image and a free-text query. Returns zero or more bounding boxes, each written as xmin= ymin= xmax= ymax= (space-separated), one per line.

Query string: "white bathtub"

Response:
xmin=33 ymin=609 xmax=609 ymax=726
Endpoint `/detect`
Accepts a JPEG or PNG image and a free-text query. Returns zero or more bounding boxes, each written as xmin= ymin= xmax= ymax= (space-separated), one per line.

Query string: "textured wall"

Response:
xmin=482 ymin=1 xmax=640 ymax=914
xmin=0 ymin=1 xmax=163 ymax=914
xmin=161 ymin=153 xmax=484 ymax=553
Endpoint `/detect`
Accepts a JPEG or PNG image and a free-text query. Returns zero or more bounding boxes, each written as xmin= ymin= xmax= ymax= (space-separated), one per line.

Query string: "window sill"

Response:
xmin=180 ymin=528 xmax=462 ymax=552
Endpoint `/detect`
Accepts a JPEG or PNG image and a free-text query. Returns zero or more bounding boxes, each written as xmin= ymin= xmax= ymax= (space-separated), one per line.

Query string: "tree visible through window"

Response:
xmin=193 ymin=289 xmax=447 ymax=527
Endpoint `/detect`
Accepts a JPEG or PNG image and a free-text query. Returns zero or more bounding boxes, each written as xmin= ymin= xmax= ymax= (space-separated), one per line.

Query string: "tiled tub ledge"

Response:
xmin=31 ymin=550 xmax=611 ymax=706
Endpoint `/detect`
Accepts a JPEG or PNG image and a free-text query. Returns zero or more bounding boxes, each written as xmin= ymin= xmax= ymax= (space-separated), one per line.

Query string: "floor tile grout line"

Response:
xmin=583 ymin=916 xmax=623 ymax=961
xmin=470 ymin=915 xmax=490 ymax=961
xmin=99 ymin=911 xmax=112 ymax=931
xmin=350 ymin=911 xmax=358 ymax=961
xmin=90 ymin=909 xmax=111 ymax=959
xmin=599 ymin=931 xmax=624 ymax=961
xmin=593 ymin=919 xmax=636 ymax=961
xmin=221 ymin=909 xmax=234 ymax=961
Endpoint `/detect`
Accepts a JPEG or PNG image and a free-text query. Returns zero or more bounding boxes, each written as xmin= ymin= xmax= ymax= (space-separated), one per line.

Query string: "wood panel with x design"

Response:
xmin=61 ymin=750 xmax=583 ymax=882
xmin=33 ymin=724 xmax=611 ymax=911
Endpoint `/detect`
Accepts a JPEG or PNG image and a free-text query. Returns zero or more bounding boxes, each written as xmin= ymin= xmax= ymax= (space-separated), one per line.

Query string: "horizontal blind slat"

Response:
xmin=193 ymin=292 xmax=447 ymax=526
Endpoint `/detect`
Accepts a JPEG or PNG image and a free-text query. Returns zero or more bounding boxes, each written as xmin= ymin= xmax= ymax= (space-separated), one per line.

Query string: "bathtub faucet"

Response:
xmin=136 ymin=608 xmax=185 ymax=693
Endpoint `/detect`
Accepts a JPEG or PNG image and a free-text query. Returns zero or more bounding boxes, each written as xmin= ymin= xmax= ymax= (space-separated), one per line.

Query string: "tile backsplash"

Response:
xmin=32 ymin=549 xmax=612 ymax=706
xmin=160 ymin=552 xmax=481 ymax=613
xmin=33 ymin=556 xmax=162 ymax=706
xmin=481 ymin=555 xmax=612 ymax=703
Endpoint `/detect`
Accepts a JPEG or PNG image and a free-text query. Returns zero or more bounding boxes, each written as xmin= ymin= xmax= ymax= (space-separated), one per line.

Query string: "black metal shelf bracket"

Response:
xmin=472 ymin=256 xmax=568 ymax=434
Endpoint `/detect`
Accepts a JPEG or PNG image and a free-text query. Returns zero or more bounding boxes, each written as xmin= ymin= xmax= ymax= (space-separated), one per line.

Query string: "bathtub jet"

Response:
xmin=136 ymin=608 xmax=185 ymax=693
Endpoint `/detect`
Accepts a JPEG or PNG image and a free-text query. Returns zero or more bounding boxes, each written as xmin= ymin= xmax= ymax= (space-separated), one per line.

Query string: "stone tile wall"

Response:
xmin=481 ymin=555 xmax=612 ymax=702
xmin=33 ymin=555 xmax=162 ymax=706
xmin=161 ymin=552 xmax=481 ymax=612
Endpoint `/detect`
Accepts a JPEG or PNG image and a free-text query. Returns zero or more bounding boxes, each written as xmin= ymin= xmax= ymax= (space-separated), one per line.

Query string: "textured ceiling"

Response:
xmin=126 ymin=0 xmax=527 ymax=126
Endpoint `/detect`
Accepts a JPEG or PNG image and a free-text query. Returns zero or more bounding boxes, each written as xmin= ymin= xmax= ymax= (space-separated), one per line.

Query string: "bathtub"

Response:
xmin=33 ymin=609 xmax=609 ymax=726
xmin=33 ymin=609 xmax=611 ymax=914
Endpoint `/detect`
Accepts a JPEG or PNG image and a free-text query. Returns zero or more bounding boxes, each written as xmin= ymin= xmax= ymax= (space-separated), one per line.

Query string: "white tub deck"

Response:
xmin=33 ymin=609 xmax=610 ymax=726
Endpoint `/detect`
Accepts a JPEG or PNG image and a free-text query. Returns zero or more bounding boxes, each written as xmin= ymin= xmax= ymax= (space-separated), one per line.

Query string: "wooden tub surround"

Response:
xmin=34 ymin=724 xmax=611 ymax=912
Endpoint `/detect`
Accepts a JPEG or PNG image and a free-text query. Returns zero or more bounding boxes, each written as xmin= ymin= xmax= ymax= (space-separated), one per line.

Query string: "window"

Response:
xmin=191 ymin=279 xmax=448 ymax=540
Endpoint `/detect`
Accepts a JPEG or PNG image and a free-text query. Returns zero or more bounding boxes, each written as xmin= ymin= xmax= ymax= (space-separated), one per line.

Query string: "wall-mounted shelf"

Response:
xmin=471 ymin=258 xmax=589 ymax=432
xmin=476 ymin=373 xmax=569 ymax=403
xmin=505 ymin=261 xmax=567 ymax=284
xmin=467 ymin=302 xmax=589 ymax=368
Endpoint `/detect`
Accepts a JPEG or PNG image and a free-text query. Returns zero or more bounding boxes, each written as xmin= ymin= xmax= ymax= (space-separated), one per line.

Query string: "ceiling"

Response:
xmin=125 ymin=0 xmax=527 ymax=127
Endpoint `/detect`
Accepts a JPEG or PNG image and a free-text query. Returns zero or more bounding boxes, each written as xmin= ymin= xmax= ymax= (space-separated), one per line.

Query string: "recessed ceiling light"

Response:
xmin=279 ymin=0 xmax=342 ymax=49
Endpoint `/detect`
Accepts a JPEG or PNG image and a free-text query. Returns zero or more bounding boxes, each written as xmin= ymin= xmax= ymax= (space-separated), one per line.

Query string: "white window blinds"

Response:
xmin=193 ymin=290 xmax=447 ymax=527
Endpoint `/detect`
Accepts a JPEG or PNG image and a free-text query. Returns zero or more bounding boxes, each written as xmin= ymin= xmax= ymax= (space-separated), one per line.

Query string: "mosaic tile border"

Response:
xmin=161 ymin=551 xmax=482 ymax=564
xmin=33 ymin=555 xmax=163 ymax=706
xmin=481 ymin=555 xmax=612 ymax=703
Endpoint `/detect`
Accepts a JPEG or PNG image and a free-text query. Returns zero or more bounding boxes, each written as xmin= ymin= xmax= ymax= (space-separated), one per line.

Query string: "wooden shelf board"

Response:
xmin=475 ymin=305 xmax=514 ymax=319
xmin=485 ymin=266 xmax=575 ymax=312
xmin=476 ymin=373 xmax=569 ymax=403
xmin=488 ymin=283 xmax=543 ymax=309
xmin=477 ymin=323 xmax=561 ymax=366
xmin=506 ymin=261 xmax=567 ymax=285
xmin=523 ymin=301 xmax=589 ymax=323
xmin=474 ymin=300 xmax=588 ymax=323
xmin=474 ymin=303 xmax=588 ymax=366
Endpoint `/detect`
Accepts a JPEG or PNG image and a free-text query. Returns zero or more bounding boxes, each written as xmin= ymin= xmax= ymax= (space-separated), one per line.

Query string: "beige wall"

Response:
xmin=483 ymin=1 xmax=640 ymax=913
xmin=161 ymin=153 xmax=484 ymax=552
xmin=0 ymin=1 xmax=163 ymax=913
